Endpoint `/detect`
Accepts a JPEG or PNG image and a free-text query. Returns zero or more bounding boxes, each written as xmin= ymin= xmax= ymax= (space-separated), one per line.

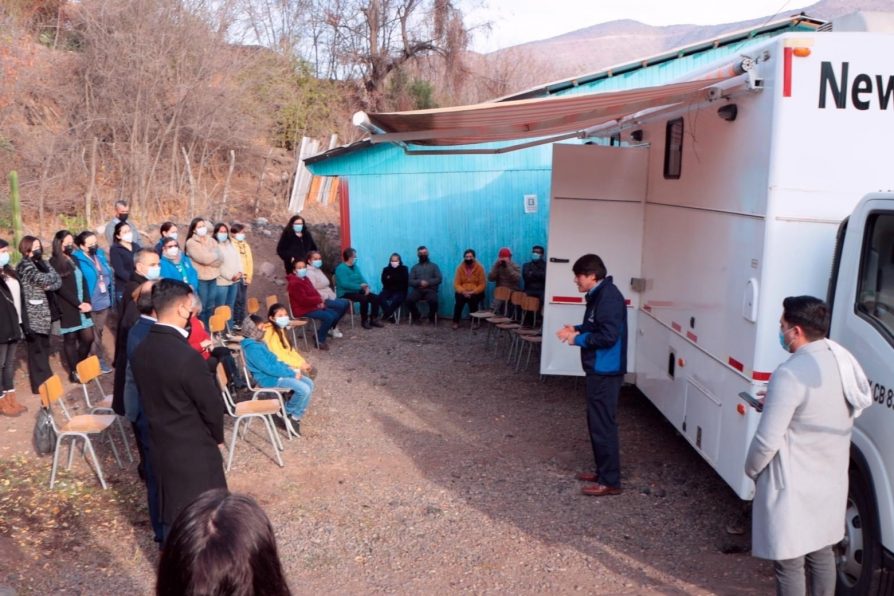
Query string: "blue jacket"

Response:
xmin=160 ymin=254 xmax=200 ymax=291
xmin=72 ymin=248 xmax=115 ymax=302
xmin=124 ymin=316 xmax=155 ymax=422
xmin=573 ymin=276 xmax=627 ymax=376
xmin=241 ymin=338 xmax=293 ymax=387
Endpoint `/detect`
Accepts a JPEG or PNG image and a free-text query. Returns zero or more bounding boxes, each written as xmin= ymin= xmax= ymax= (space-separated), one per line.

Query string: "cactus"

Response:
xmin=8 ymin=171 xmax=22 ymax=256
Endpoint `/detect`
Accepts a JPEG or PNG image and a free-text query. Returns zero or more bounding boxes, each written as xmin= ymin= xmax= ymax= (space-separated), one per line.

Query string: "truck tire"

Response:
xmin=837 ymin=465 xmax=882 ymax=595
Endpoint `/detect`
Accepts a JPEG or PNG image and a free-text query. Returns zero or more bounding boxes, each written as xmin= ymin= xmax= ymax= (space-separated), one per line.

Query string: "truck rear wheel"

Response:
xmin=837 ymin=466 xmax=882 ymax=595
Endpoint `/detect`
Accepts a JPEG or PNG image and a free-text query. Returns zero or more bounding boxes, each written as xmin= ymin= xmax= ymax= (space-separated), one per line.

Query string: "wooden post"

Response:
xmin=8 ymin=171 xmax=22 ymax=252
xmin=85 ymin=136 xmax=98 ymax=225
xmin=219 ymin=149 xmax=235 ymax=221
xmin=181 ymin=146 xmax=195 ymax=217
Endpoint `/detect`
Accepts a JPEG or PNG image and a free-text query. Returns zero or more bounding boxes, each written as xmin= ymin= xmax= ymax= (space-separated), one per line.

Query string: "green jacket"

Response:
xmin=334 ymin=262 xmax=367 ymax=296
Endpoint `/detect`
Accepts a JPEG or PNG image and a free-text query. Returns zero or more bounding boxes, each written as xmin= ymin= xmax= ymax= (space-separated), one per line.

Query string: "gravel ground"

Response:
xmin=0 ymin=314 xmax=774 ymax=594
xmin=0 ymin=224 xmax=774 ymax=594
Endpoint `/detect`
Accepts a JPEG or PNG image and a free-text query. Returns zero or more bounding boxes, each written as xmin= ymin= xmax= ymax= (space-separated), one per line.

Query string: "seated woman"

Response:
xmin=452 ymin=248 xmax=486 ymax=330
xmin=261 ymin=304 xmax=315 ymax=376
xmin=380 ymin=253 xmax=408 ymax=322
xmin=305 ymin=250 xmax=350 ymax=338
xmin=185 ymin=296 xmax=245 ymax=392
xmin=241 ymin=314 xmax=314 ymax=436
xmin=159 ymin=237 xmax=199 ymax=292
xmin=286 ymin=261 xmax=345 ymax=351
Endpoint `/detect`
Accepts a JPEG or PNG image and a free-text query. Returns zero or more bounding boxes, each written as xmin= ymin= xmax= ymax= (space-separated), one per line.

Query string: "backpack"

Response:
xmin=33 ymin=406 xmax=57 ymax=456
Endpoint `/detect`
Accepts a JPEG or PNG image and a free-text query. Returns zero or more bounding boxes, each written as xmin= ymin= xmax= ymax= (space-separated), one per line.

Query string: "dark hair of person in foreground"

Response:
xmin=156 ymin=489 xmax=291 ymax=596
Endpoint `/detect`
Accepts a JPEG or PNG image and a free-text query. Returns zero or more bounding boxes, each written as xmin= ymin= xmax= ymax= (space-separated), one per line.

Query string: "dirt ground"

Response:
xmin=0 ymin=225 xmax=775 ymax=594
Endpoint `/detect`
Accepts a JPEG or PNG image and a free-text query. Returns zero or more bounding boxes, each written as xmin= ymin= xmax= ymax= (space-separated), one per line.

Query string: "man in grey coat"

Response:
xmin=745 ymin=296 xmax=857 ymax=595
xmin=406 ymin=245 xmax=442 ymax=324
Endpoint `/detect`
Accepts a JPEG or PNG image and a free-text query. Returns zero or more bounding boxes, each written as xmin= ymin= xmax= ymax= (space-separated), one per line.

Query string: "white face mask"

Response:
xmin=121 ymin=232 xmax=134 ymax=243
xmin=168 ymin=231 xmax=178 ymax=240
xmin=166 ymin=247 xmax=180 ymax=258
xmin=390 ymin=261 xmax=399 ymax=268
xmin=195 ymin=226 xmax=208 ymax=237
xmin=234 ymin=233 xmax=246 ymax=242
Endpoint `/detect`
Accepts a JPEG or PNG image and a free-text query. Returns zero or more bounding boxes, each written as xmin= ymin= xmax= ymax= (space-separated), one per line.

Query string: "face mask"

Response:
xmin=87 ymin=246 xmax=98 ymax=256
xmin=168 ymin=231 xmax=178 ymax=241
xmin=275 ymin=316 xmax=290 ymax=328
xmin=166 ymin=247 xmax=180 ymax=258
xmin=418 ymin=255 xmax=429 ymax=263
xmin=464 ymin=257 xmax=474 ymax=263
xmin=311 ymin=259 xmax=323 ymax=269
xmin=532 ymin=253 xmax=542 ymax=261
xmin=195 ymin=226 xmax=208 ymax=237
xmin=778 ymin=328 xmax=793 ymax=353
xmin=293 ymin=224 xmax=304 ymax=233
xmin=118 ymin=213 xmax=129 ymax=223
xmin=297 ymin=268 xmax=308 ymax=278
xmin=31 ymin=249 xmax=42 ymax=260
xmin=0 ymin=253 xmax=10 ymax=267
xmin=146 ymin=265 xmax=161 ymax=280
xmin=62 ymin=245 xmax=74 ymax=255
xmin=216 ymin=232 xmax=228 ymax=243
xmin=121 ymin=232 xmax=134 ymax=244
xmin=234 ymin=233 xmax=245 ymax=242
xmin=390 ymin=261 xmax=400 ymax=268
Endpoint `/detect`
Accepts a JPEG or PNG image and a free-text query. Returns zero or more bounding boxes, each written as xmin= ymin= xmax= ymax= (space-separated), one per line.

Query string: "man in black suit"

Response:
xmin=131 ymin=279 xmax=226 ymax=539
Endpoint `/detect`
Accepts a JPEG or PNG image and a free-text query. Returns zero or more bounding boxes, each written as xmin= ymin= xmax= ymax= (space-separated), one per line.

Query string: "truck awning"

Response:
xmin=354 ymin=75 xmax=737 ymax=147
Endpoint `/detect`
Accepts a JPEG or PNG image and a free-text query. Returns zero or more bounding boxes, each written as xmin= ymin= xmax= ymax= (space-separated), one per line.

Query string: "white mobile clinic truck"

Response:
xmin=539 ymin=32 xmax=894 ymax=593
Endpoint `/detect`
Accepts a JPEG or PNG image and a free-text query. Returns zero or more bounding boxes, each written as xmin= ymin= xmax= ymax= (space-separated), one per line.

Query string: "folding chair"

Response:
xmin=216 ymin=364 xmax=283 ymax=472
xmin=40 ymin=374 xmax=123 ymax=489
xmin=75 ymin=356 xmax=133 ymax=463
xmin=241 ymin=363 xmax=299 ymax=440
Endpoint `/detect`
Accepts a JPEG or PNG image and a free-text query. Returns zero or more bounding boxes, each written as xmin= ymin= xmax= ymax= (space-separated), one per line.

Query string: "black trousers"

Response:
xmin=379 ymin=289 xmax=405 ymax=320
xmin=453 ymin=292 xmax=483 ymax=322
xmin=585 ymin=374 xmax=623 ymax=488
xmin=26 ymin=333 xmax=53 ymax=394
xmin=342 ymin=291 xmax=381 ymax=322
xmin=407 ymin=288 xmax=438 ymax=321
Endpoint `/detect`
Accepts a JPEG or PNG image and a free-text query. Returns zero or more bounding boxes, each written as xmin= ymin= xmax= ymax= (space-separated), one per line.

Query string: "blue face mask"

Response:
xmin=216 ymin=232 xmax=228 ymax=243
xmin=778 ymin=328 xmax=792 ymax=352
xmin=146 ymin=265 xmax=161 ymax=281
xmin=296 ymin=268 xmax=308 ymax=278
xmin=311 ymin=259 xmax=322 ymax=268
xmin=293 ymin=224 xmax=304 ymax=233
xmin=275 ymin=316 xmax=290 ymax=328
xmin=531 ymin=253 xmax=542 ymax=261
xmin=0 ymin=253 xmax=9 ymax=267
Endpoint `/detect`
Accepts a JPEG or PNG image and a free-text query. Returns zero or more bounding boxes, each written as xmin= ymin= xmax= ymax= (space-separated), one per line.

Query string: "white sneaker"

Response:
xmin=331 ymin=328 xmax=344 ymax=338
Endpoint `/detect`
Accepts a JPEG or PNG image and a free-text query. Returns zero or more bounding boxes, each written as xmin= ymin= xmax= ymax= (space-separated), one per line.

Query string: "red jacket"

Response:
xmin=187 ymin=315 xmax=212 ymax=361
xmin=287 ymin=273 xmax=323 ymax=317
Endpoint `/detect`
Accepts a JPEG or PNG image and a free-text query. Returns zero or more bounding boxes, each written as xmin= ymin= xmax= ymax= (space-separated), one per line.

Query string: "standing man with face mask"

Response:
xmin=104 ymin=200 xmax=142 ymax=248
xmin=522 ymin=245 xmax=547 ymax=308
xmin=406 ymin=246 xmax=443 ymax=325
xmin=132 ymin=279 xmax=226 ymax=541
xmin=746 ymin=296 xmax=870 ymax=595
xmin=557 ymin=253 xmax=627 ymax=497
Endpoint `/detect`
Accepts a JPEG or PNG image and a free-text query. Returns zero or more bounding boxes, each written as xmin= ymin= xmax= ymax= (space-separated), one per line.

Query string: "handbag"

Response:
xmin=33 ymin=406 xmax=57 ymax=456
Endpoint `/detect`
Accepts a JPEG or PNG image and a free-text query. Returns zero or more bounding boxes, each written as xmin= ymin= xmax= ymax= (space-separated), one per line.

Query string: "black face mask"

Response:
xmin=464 ymin=257 xmax=474 ymax=263
xmin=118 ymin=213 xmax=129 ymax=223
xmin=418 ymin=255 xmax=429 ymax=263
xmin=62 ymin=245 xmax=74 ymax=256
xmin=87 ymin=246 xmax=98 ymax=256
xmin=31 ymin=249 xmax=43 ymax=260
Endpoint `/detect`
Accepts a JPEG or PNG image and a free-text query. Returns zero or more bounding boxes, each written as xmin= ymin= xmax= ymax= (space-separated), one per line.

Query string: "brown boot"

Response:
xmin=4 ymin=391 xmax=27 ymax=415
xmin=0 ymin=393 xmax=22 ymax=417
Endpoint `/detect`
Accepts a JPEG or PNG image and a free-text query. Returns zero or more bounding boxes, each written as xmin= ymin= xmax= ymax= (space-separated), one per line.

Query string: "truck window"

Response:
xmin=663 ymin=118 xmax=684 ymax=179
xmin=856 ymin=212 xmax=894 ymax=344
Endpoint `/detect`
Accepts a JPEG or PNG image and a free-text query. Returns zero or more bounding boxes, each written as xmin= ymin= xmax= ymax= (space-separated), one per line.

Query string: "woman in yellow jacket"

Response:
xmin=231 ymin=223 xmax=253 ymax=330
xmin=262 ymin=303 xmax=314 ymax=375
xmin=452 ymin=248 xmax=486 ymax=329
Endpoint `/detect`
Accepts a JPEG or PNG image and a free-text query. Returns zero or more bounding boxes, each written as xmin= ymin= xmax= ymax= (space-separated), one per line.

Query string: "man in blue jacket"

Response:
xmin=557 ymin=254 xmax=627 ymax=497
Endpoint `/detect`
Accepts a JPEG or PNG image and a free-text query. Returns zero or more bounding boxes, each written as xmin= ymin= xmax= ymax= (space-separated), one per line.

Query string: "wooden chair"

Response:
xmin=471 ymin=286 xmax=511 ymax=338
xmin=40 ymin=375 xmax=123 ymax=490
xmin=75 ymin=356 xmax=133 ymax=462
xmin=509 ymin=296 xmax=542 ymax=365
xmin=216 ymin=364 xmax=283 ymax=472
xmin=213 ymin=304 xmax=233 ymax=331
xmin=266 ymin=294 xmax=312 ymax=350
xmin=241 ymin=363 xmax=299 ymax=440
xmin=209 ymin=313 xmax=241 ymax=352
xmin=486 ymin=290 xmax=524 ymax=348
xmin=246 ymin=296 xmax=260 ymax=316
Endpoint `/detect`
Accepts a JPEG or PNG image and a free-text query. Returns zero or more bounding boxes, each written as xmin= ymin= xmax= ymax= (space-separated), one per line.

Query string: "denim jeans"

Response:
xmin=233 ymin=280 xmax=248 ymax=326
xmin=222 ymin=283 xmax=238 ymax=328
xmin=324 ymin=299 xmax=350 ymax=327
xmin=304 ymin=308 xmax=343 ymax=344
xmin=276 ymin=374 xmax=314 ymax=419
xmin=197 ymin=279 xmax=216 ymax=326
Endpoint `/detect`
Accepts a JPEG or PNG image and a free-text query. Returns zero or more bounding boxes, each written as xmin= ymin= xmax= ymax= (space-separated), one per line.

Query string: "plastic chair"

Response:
xmin=40 ymin=374 xmax=123 ymax=490
xmin=216 ymin=364 xmax=283 ymax=472
xmin=75 ymin=356 xmax=133 ymax=463
xmin=241 ymin=363 xmax=299 ymax=440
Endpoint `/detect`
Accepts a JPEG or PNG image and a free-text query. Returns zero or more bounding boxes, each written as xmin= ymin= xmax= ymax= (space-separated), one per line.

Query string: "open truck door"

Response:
xmin=541 ymin=143 xmax=648 ymax=376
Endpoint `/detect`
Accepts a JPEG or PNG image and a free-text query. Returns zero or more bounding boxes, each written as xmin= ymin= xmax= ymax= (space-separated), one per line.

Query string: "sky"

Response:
xmin=463 ymin=0 xmax=810 ymax=52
